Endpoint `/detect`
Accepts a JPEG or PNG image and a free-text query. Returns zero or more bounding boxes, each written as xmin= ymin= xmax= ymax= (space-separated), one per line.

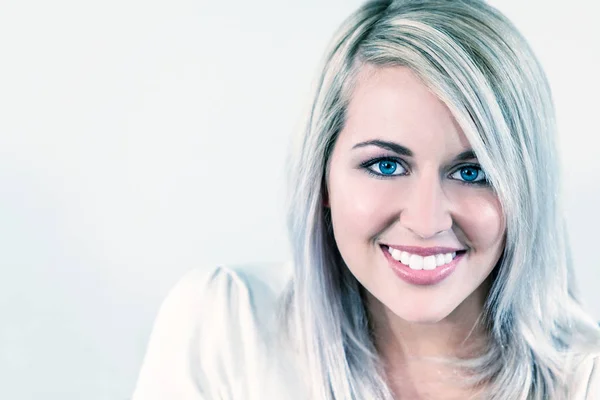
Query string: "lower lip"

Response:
xmin=381 ymin=245 xmax=465 ymax=286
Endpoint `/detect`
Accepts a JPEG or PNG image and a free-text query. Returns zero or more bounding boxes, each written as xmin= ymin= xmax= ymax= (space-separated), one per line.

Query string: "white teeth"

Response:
xmin=423 ymin=255 xmax=437 ymax=270
xmin=400 ymin=251 xmax=411 ymax=265
xmin=408 ymin=254 xmax=424 ymax=270
xmin=386 ymin=246 xmax=462 ymax=270
xmin=435 ymin=254 xmax=445 ymax=266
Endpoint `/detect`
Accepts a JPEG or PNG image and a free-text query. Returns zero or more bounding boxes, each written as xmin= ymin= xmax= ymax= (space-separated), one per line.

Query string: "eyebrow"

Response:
xmin=352 ymin=139 xmax=477 ymax=162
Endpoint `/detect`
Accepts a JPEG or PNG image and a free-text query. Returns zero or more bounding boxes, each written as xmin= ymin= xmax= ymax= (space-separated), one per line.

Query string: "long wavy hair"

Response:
xmin=278 ymin=0 xmax=600 ymax=398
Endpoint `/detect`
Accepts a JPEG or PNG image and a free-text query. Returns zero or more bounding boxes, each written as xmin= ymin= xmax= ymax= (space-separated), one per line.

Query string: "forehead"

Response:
xmin=342 ymin=64 xmax=471 ymax=154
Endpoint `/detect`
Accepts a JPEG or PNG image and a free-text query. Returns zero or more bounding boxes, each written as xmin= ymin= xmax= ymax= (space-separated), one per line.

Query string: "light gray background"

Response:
xmin=0 ymin=0 xmax=598 ymax=399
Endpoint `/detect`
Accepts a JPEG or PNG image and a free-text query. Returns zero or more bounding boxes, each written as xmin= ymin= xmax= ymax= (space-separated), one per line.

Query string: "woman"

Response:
xmin=132 ymin=0 xmax=600 ymax=398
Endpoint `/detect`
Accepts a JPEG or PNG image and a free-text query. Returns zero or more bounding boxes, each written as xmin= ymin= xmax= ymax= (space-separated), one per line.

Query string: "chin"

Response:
xmin=402 ymin=314 xmax=449 ymax=325
xmin=390 ymin=302 xmax=457 ymax=325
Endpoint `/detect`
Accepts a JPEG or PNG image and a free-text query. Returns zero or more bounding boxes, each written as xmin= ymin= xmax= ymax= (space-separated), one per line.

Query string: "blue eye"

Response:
xmin=364 ymin=158 xmax=407 ymax=177
xmin=450 ymin=165 xmax=487 ymax=184
xmin=361 ymin=158 xmax=488 ymax=185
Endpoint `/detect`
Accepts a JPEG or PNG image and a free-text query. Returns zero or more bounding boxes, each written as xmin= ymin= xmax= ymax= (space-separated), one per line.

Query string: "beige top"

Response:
xmin=132 ymin=261 xmax=600 ymax=399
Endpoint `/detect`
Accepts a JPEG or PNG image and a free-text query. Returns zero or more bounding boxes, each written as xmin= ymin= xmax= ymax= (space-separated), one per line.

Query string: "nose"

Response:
xmin=400 ymin=171 xmax=453 ymax=239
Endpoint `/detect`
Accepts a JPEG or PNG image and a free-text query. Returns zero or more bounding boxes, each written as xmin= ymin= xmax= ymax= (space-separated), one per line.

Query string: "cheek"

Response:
xmin=453 ymin=189 xmax=505 ymax=249
xmin=327 ymin=167 xmax=396 ymax=237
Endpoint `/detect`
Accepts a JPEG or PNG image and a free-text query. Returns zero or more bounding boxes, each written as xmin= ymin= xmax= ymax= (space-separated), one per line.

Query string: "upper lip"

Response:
xmin=383 ymin=244 xmax=467 ymax=256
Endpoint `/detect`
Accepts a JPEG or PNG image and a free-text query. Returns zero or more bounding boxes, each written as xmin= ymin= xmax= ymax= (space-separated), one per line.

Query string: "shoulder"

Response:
xmin=177 ymin=260 xmax=294 ymax=328
xmin=218 ymin=260 xmax=294 ymax=302
xmin=149 ymin=260 xmax=293 ymax=334
xmin=173 ymin=260 xmax=293 ymax=304
xmin=132 ymin=261 xmax=294 ymax=400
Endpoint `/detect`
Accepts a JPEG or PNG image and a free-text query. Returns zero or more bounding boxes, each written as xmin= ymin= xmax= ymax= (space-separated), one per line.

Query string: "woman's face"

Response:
xmin=326 ymin=65 xmax=506 ymax=324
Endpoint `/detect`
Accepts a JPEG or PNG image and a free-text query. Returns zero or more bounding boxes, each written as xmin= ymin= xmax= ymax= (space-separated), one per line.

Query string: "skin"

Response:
xmin=324 ymin=64 xmax=506 ymax=398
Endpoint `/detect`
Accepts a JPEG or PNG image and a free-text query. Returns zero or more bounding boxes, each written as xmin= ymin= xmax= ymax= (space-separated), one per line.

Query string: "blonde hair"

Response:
xmin=280 ymin=1 xmax=600 ymax=398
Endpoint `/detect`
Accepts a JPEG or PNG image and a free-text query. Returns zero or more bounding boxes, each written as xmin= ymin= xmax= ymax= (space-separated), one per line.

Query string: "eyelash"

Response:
xmin=360 ymin=156 xmax=489 ymax=186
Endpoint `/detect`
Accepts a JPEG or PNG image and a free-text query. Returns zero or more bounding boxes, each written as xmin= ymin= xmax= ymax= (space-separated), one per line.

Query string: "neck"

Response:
xmin=365 ymin=279 xmax=491 ymax=361
xmin=364 ymin=280 xmax=491 ymax=399
xmin=369 ymin=302 xmax=487 ymax=362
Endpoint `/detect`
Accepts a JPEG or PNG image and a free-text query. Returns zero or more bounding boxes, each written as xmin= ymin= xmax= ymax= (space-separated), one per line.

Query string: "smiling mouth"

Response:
xmin=381 ymin=244 xmax=467 ymax=271
xmin=380 ymin=245 xmax=466 ymax=285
